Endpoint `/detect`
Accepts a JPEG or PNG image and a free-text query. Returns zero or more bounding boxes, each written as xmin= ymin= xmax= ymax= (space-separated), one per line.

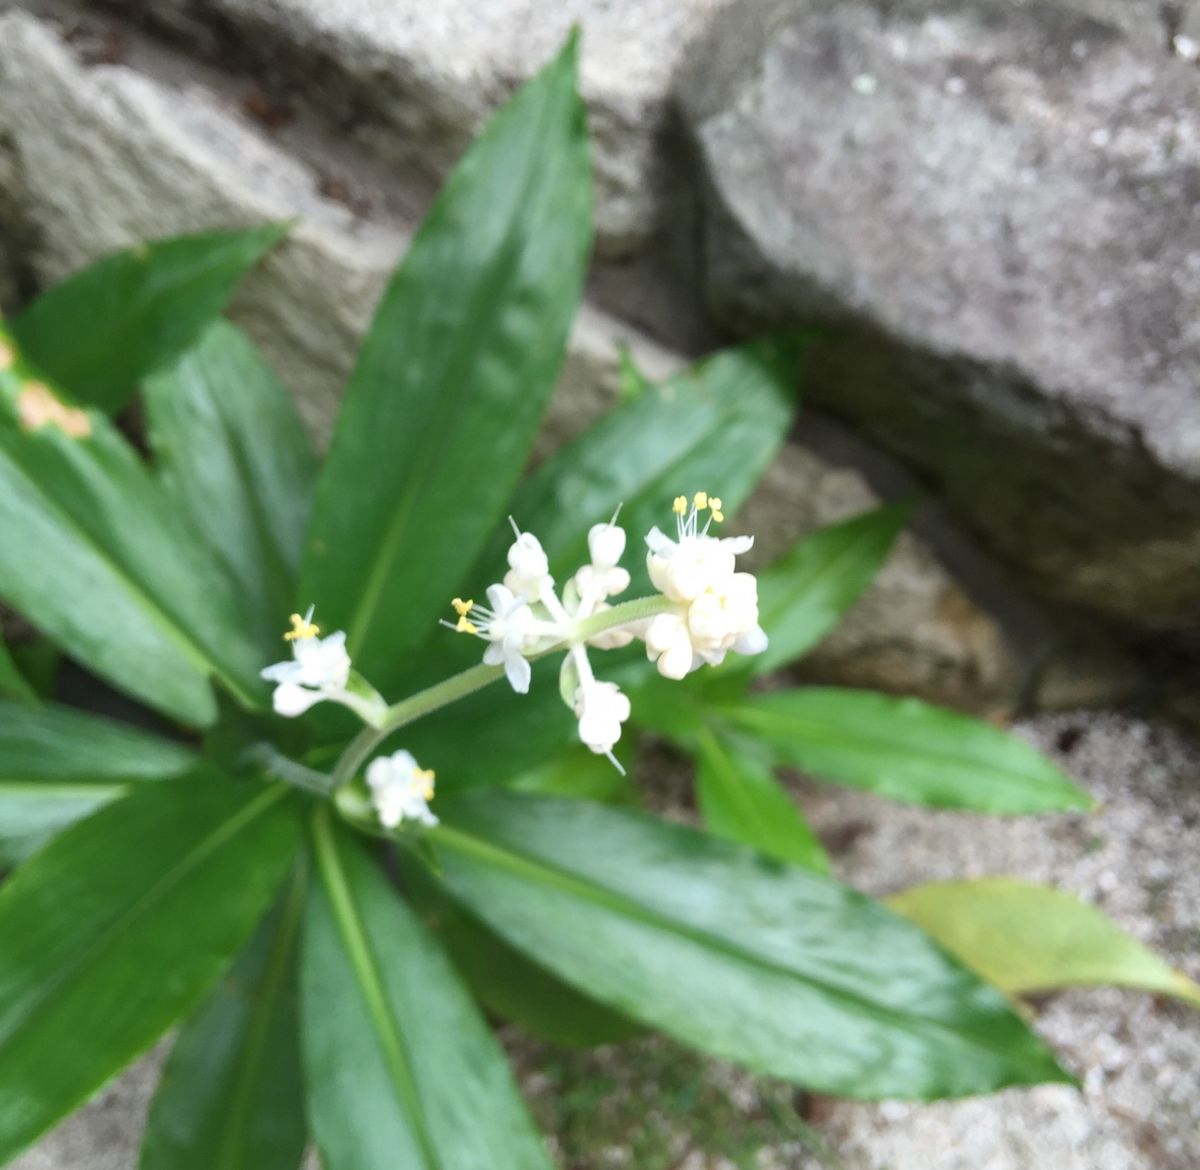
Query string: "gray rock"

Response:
xmin=0 ymin=11 xmax=1034 ymax=705
xmin=0 ymin=12 xmax=676 ymax=444
xmin=79 ymin=0 xmax=729 ymax=256
xmin=682 ymin=0 xmax=1200 ymax=631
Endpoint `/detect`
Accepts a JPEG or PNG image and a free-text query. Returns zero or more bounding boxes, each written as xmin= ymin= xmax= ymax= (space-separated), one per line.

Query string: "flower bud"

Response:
xmin=587 ymin=522 xmax=626 ymax=569
xmin=507 ymin=531 xmax=549 ymax=579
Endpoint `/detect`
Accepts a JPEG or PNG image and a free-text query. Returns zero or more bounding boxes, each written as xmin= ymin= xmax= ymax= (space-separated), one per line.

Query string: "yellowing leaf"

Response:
xmin=889 ymin=877 xmax=1200 ymax=1009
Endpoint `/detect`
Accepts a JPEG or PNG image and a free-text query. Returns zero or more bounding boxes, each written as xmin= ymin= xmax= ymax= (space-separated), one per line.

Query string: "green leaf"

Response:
xmin=0 ymin=700 xmax=196 ymax=866
xmin=889 ymin=878 xmax=1200 ymax=1009
xmin=145 ymin=320 xmax=317 ymax=649
xmin=506 ymin=745 xmax=639 ymax=805
xmin=0 ymin=776 xmax=298 ymax=1164
xmin=141 ymin=859 xmax=309 ymax=1170
xmin=0 ymin=331 xmax=269 ymax=724
xmin=0 ymin=634 xmax=36 ymax=704
xmin=722 ymin=688 xmax=1094 ymax=814
xmin=431 ymin=792 xmax=1071 ymax=1100
xmin=401 ymin=856 xmax=642 ymax=1048
xmin=302 ymin=812 xmax=553 ymax=1170
xmin=748 ymin=501 xmax=913 ymax=675
xmin=300 ymin=38 xmax=592 ymax=692
xmin=12 ymin=226 xmax=287 ymax=414
xmin=695 ymin=730 xmax=829 ymax=872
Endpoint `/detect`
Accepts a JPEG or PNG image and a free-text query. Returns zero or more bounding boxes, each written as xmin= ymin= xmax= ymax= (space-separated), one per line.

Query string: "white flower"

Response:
xmin=261 ymin=609 xmax=353 ymax=716
xmin=574 ymin=679 xmax=631 ymax=758
xmin=642 ymin=493 xmax=767 ymax=679
xmin=571 ymin=514 xmax=632 ymax=624
xmin=446 ymin=584 xmax=552 ymax=694
xmin=365 ymin=749 xmax=437 ymax=828
xmin=503 ymin=521 xmax=552 ymax=602
xmin=587 ymin=518 xmax=626 ymax=570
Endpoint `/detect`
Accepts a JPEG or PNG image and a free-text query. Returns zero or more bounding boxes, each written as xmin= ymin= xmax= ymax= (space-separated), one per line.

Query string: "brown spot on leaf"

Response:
xmin=17 ymin=382 xmax=92 ymax=439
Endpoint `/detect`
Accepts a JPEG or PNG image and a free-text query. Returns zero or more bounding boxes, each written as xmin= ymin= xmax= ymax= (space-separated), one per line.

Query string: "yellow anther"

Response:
xmin=456 ymin=616 xmax=478 ymax=635
xmin=693 ymin=491 xmax=708 ymax=511
xmin=451 ymin=597 xmax=474 ymax=616
xmin=709 ymin=496 xmax=724 ymax=523
xmin=284 ymin=612 xmax=320 ymax=641
xmin=672 ymin=495 xmax=688 ymax=515
xmin=417 ymin=767 xmax=436 ymax=800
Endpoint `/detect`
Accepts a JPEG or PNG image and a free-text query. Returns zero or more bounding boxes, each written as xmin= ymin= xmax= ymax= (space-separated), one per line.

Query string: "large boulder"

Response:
xmin=0 ymin=10 xmax=1036 ymax=707
xmin=681 ymin=0 xmax=1200 ymax=632
xmin=81 ymin=0 xmax=729 ymax=256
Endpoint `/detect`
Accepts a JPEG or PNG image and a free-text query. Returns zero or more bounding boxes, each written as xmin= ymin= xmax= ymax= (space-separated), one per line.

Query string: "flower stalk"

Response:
xmin=329 ymin=592 xmax=674 ymax=790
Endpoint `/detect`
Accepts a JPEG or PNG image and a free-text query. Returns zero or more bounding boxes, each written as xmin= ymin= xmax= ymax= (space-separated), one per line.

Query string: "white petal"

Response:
xmin=365 ymin=756 xmax=392 ymax=792
xmin=658 ymin=630 xmax=695 ymax=680
xmin=644 ymin=526 xmax=676 ymax=555
xmin=504 ymin=650 xmax=532 ymax=694
xmin=721 ymin=534 xmax=754 ymax=555
xmin=260 ymin=660 xmax=302 ymax=683
xmin=734 ymin=625 xmax=769 ymax=655
xmin=272 ymin=682 xmax=325 ymax=717
xmin=486 ymin=582 xmax=517 ymax=612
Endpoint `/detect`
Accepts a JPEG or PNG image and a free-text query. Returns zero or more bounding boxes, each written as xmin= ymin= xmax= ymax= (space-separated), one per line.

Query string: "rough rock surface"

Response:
xmin=89 ymin=0 xmax=728 ymax=256
xmin=17 ymin=712 xmax=1198 ymax=1168
xmin=0 ymin=8 xmax=1028 ymax=705
xmin=682 ymin=0 xmax=1200 ymax=631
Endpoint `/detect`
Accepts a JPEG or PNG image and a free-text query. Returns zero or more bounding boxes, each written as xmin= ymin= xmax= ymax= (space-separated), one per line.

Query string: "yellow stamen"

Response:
xmin=709 ymin=496 xmax=724 ymax=523
xmin=673 ymin=495 xmax=688 ymax=515
xmin=417 ymin=766 xmax=436 ymax=800
xmin=284 ymin=612 xmax=320 ymax=641
xmin=451 ymin=597 xmax=473 ymax=616
xmin=693 ymin=491 xmax=708 ymax=511
xmin=456 ymin=616 xmax=478 ymax=635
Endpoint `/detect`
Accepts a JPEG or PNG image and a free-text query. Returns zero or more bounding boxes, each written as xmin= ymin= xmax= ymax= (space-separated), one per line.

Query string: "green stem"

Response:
xmin=330 ymin=593 xmax=673 ymax=788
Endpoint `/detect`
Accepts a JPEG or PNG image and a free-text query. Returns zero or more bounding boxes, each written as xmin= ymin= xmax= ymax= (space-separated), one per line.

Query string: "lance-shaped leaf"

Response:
xmin=0 ymin=700 xmax=195 ymax=867
xmin=302 ymin=812 xmax=553 ymax=1170
xmin=695 ymin=730 xmax=828 ymax=872
xmin=0 ymin=777 xmax=298 ymax=1165
xmin=145 ymin=320 xmax=317 ymax=651
xmin=889 ymin=878 xmax=1200 ymax=1009
xmin=747 ymin=501 xmax=913 ymax=675
xmin=431 ymin=792 xmax=1070 ymax=1100
xmin=12 ymin=225 xmax=287 ymax=414
xmin=0 ymin=328 xmax=268 ymax=724
xmin=300 ymin=37 xmax=592 ymax=692
xmin=721 ymin=688 xmax=1093 ymax=814
xmin=401 ymin=854 xmax=641 ymax=1048
xmin=141 ymin=860 xmax=309 ymax=1170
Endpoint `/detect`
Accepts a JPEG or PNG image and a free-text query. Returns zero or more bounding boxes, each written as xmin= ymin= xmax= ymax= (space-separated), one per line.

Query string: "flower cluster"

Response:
xmin=261 ymin=492 xmax=766 ymax=830
xmin=643 ymin=493 xmax=767 ymax=679
xmin=447 ymin=493 xmax=765 ymax=767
